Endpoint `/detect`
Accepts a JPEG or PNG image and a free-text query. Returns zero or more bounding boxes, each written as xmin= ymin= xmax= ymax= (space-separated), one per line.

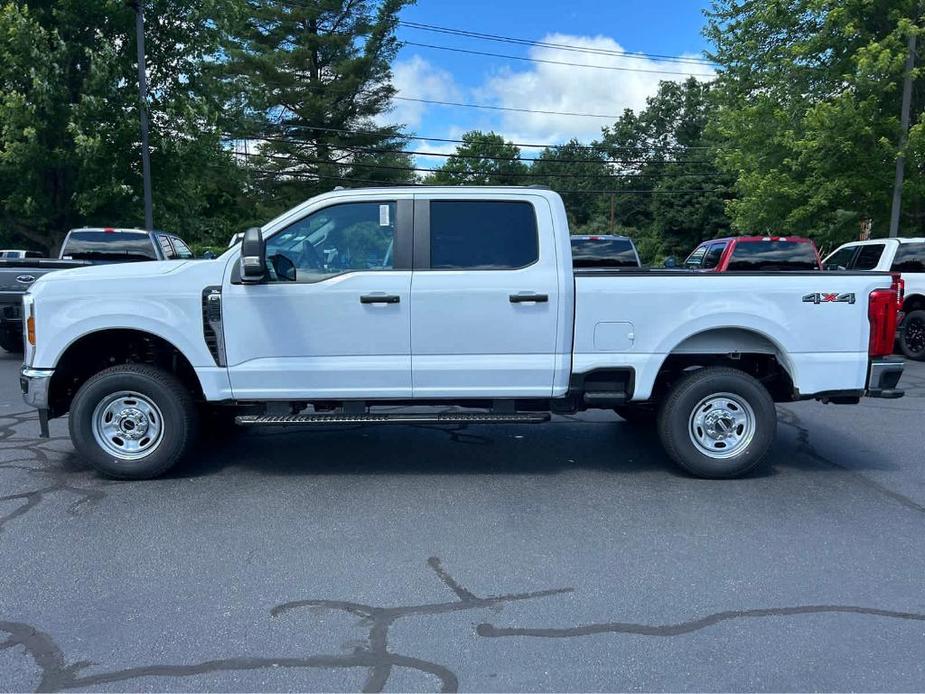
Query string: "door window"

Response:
xmin=824 ymin=245 xmax=857 ymax=270
xmin=265 ymin=202 xmax=396 ymax=283
xmin=702 ymin=243 xmax=727 ymax=269
xmin=157 ymin=234 xmax=176 ymax=259
xmin=891 ymin=243 xmax=925 ymax=272
xmin=684 ymin=246 xmax=707 ymax=268
xmin=852 ymin=244 xmax=885 ymax=270
xmin=429 ymin=201 xmax=538 ymax=270
xmin=170 ymin=237 xmax=194 ymax=259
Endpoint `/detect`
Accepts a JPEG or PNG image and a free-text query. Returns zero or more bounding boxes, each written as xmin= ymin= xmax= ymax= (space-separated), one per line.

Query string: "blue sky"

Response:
xmin=383 ymin=0 xmax=715 ymax=160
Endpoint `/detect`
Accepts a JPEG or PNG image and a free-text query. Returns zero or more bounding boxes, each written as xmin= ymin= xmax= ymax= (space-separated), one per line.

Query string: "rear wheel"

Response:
xmin=899 ymin=310 xmax=925 ymax=361
xmin=69 ymin=364 xmax=197 ymax=479
xmin=657 ymin=367 xmax=776 ymax=479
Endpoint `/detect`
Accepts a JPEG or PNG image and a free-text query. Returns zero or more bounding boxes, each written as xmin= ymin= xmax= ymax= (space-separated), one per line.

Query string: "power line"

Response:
xmin=403 ymin=41 xmax=717 ymax=78
xmin=244 ymin=166 xmax=727 ymax=195
xmin=234 ymin=149 xmax=726 ymax=180
xmin=393 ymin=96 xmax=625 ymax=119
xmin=398 ymin=20 xmax=719 ymax=67
xmin=244 ymin=122 xmax=718 ymax=152
xmin=229 ymin=134 xmax=718 ymax=166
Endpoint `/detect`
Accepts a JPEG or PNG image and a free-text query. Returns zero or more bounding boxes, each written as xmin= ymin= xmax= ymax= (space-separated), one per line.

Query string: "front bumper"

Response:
xmin=21 ymin=367 xmax=53 ymax=438
xmin=21 ymin=367 xmax=53 ymax=409
xmin=867 ymin=357 xmax=904 ymax=399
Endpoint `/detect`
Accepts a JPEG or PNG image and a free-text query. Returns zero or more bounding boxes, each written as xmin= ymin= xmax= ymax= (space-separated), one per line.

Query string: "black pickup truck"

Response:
xmin=0 ymin=228 xmax=193 ymax=351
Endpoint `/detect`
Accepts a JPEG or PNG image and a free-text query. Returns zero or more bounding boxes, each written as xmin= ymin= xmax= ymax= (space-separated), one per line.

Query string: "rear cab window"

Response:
xmin=61 ymin=231 xmax=158 ymax=262
xmin=725 ymin=240 xmax=820 ymax=271
xmin=570 ymin=237 xmax=639 ymax=268
xmin=824 ymin=245 xmax=858 ymax=270
xmin=890 ymin=243 xmax=925 ymax=272
xmin=429 ymin=200 xmax=538 ymax=270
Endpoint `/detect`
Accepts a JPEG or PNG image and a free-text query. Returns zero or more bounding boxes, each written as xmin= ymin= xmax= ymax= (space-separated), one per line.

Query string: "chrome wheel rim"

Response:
xmin=688 ymin=392 xmax=755 ymax=459
xmin=91 ymin=391 xmax=165 ymax=461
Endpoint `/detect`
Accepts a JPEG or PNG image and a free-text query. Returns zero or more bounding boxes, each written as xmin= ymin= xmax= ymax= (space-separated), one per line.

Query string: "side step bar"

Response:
xmin=235 ymin=412 xmax=551 ymax=426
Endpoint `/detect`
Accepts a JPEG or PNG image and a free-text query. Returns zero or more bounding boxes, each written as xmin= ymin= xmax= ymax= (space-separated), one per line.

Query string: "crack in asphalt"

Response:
xmin=4 ymin=558 xmax=925 ymax=692
xmin=0 ymin=412 xmax=106 ymax=533
xmin=1 ymin=557 xmax=572 ymax=693
xmin=777 ymin=407 xmax=925 ymax=515
xmin=476 ymin=604 xmax=925 ymax=639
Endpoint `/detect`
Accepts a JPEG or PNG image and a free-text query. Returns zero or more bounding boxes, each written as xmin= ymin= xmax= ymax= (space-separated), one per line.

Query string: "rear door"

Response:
xmin=410 ymin=195 xmax=560 ymax=397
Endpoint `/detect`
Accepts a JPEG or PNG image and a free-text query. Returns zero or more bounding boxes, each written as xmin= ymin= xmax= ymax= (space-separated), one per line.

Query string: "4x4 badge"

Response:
xmin=802 ymin=292 xmax=856 ymax=305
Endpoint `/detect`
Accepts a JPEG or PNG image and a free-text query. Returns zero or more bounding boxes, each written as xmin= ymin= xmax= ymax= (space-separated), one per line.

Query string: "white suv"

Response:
xmin=825 ymin=238 xmax=925 ymax=360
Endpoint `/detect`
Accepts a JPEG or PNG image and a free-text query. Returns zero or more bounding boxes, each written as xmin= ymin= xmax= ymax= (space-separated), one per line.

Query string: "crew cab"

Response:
xmin=20 ymin=187 xmax=904 ymax=481
xmin=684 ymin=236 xmax=823 ymax=272
xmin=0 ymin=228 xmax=194 ymax=353
xmin=824 ymin=238 xmax=925 ymax=361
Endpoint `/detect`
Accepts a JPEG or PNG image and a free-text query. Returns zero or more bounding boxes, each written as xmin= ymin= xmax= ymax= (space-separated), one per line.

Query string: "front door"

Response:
xmin=410 ymin=196 xmax=561 ymax=398
xmin=222 ymin=197 xmax=413 ymax=400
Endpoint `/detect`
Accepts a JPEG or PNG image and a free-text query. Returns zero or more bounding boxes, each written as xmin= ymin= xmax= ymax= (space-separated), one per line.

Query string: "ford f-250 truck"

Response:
xmin=20 ymin=187 xmax=904 ymax=480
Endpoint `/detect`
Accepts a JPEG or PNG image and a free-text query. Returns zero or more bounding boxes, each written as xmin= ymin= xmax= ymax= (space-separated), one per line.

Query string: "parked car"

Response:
xmin=21 ymin=187 xmax=903 ymax=481
xmin=684 ymin=236 xmax=823 ymax=272
xmin=0 ymin=228 xmax=193 ymax=352
xmin=570 ymin=235 xmax=641 ymax=269
xmin=824 ymin=238 xmax=925 ymax=360
xmin=228 ymin=232 xmax=245 ymax=247
xmin=0 ymin=250 xmax=44 ymax=260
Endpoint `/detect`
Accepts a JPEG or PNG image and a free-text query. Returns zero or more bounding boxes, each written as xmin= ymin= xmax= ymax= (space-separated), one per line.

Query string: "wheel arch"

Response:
xmin=48 ymin=328 xmax=205 ymax=417
xmin=642 ymin=327 xmax=796 ymax=403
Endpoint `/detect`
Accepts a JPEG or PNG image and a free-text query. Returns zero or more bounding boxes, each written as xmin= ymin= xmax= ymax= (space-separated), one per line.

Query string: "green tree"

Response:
xmin=0 ymin=0 xmax=247 ymax=252
xmin=530 ymin=140 xmax=613 ymax=227
xmin=600 ymin=78 xmax=733 ymax=257
xmin=427 ymin=131 xmax=528 ymax=185
xmin=226 ymin=0 xmax=415 ymax=215
xmin=706 ymin=0 xmax=925 ymax=245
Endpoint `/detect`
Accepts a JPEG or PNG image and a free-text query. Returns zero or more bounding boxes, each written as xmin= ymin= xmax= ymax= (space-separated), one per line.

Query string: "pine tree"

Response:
xmin=226 ymin=0 xmax=416 ymax=212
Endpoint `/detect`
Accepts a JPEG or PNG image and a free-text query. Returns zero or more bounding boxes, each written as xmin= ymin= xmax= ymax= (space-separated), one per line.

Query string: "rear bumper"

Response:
xmin=867 ymin=357 xmax=905 ymax=399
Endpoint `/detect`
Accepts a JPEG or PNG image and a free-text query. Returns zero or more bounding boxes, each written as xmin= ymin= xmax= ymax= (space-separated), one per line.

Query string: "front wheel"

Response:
xmin=899 ymin=310 xmax=925 ymax=361
xmin=657 ymin=367 xmax=777 ymax=479
xmin=69 ymin=364 xmax=198 ymax=480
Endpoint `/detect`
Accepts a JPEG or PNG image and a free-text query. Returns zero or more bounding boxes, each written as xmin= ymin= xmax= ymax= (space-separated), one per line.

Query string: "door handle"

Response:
xmin=510 ymin=293 xmax=549 ymax=304
xmin=360 ymin=294 xmax=401 ymax=304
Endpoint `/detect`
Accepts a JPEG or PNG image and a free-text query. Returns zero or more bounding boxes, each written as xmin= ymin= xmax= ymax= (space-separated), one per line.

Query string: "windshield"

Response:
xmin=61 ymin=231 xmax=157 ymax=262
xmin=570 ymin=238 xmax=639 ymax=268
xmin=726 ymin=241 xmax=820 ymax=271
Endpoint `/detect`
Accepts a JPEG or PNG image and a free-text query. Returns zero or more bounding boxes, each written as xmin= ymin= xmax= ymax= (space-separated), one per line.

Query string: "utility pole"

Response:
xmin=889 ymin=12 xmax=920 ymax=238
xmin=130 ymin=0 xmax=154 ymax=231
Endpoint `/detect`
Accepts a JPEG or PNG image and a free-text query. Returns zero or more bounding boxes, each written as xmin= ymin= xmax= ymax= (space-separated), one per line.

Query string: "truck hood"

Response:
xmin=34 ymin=260 xmax=191 ymax=284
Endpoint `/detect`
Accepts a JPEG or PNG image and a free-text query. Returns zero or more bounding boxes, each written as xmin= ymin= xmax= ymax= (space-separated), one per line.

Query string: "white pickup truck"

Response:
xmin=20 ymin=187 xmax=904 ymax=480
xmin=824 ymin=238 xmax=925 ymax=360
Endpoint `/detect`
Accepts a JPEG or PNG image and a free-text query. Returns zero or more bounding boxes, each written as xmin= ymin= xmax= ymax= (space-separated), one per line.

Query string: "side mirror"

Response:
xmin=239 ymin=227 xmax=266 ymax=284
xmin=663 ymin=256 xmax=678 ymax=269
xmin=201 ymin=250 xmax=216 ymax=260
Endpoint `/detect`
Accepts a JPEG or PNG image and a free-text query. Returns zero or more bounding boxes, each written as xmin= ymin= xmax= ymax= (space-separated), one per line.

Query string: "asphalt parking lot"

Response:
xmin=1 ymin=352 xmax=924 ymax=692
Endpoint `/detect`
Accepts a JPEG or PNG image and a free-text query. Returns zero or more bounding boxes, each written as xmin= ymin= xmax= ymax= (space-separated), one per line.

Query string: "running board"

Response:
xmin=235 ymin=412 xmax=551 ymax=426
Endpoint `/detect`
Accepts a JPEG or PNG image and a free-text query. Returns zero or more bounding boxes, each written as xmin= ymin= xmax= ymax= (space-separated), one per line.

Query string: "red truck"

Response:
xmin=682 ymin=236 xmax=823 ymax=272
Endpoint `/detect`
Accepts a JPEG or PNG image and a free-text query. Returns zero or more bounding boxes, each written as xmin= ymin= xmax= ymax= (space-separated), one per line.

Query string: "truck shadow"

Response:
xmin=172 ymin=418 xmax=685 ymax=479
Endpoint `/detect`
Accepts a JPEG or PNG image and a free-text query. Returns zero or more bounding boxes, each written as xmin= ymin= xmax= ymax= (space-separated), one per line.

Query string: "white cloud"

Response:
xmin=381 ymin=56 xmax=462 ymax=129
xmin=477 ymin=34 xmax=716 ymax=145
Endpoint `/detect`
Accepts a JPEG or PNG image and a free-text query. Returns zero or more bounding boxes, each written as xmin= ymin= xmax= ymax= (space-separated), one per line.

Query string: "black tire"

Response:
xmin=656 ymin=367 xmax=776 ymax=479
xmin=69 ymin=364 xmax=198 ymax=480
xmin=614 ymin=405 xmax=657 ymax=426
xmin=899 ymin=310 xmax=925 ymax=361
xmin=0 ymin=330 xmax=23 ymax=353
